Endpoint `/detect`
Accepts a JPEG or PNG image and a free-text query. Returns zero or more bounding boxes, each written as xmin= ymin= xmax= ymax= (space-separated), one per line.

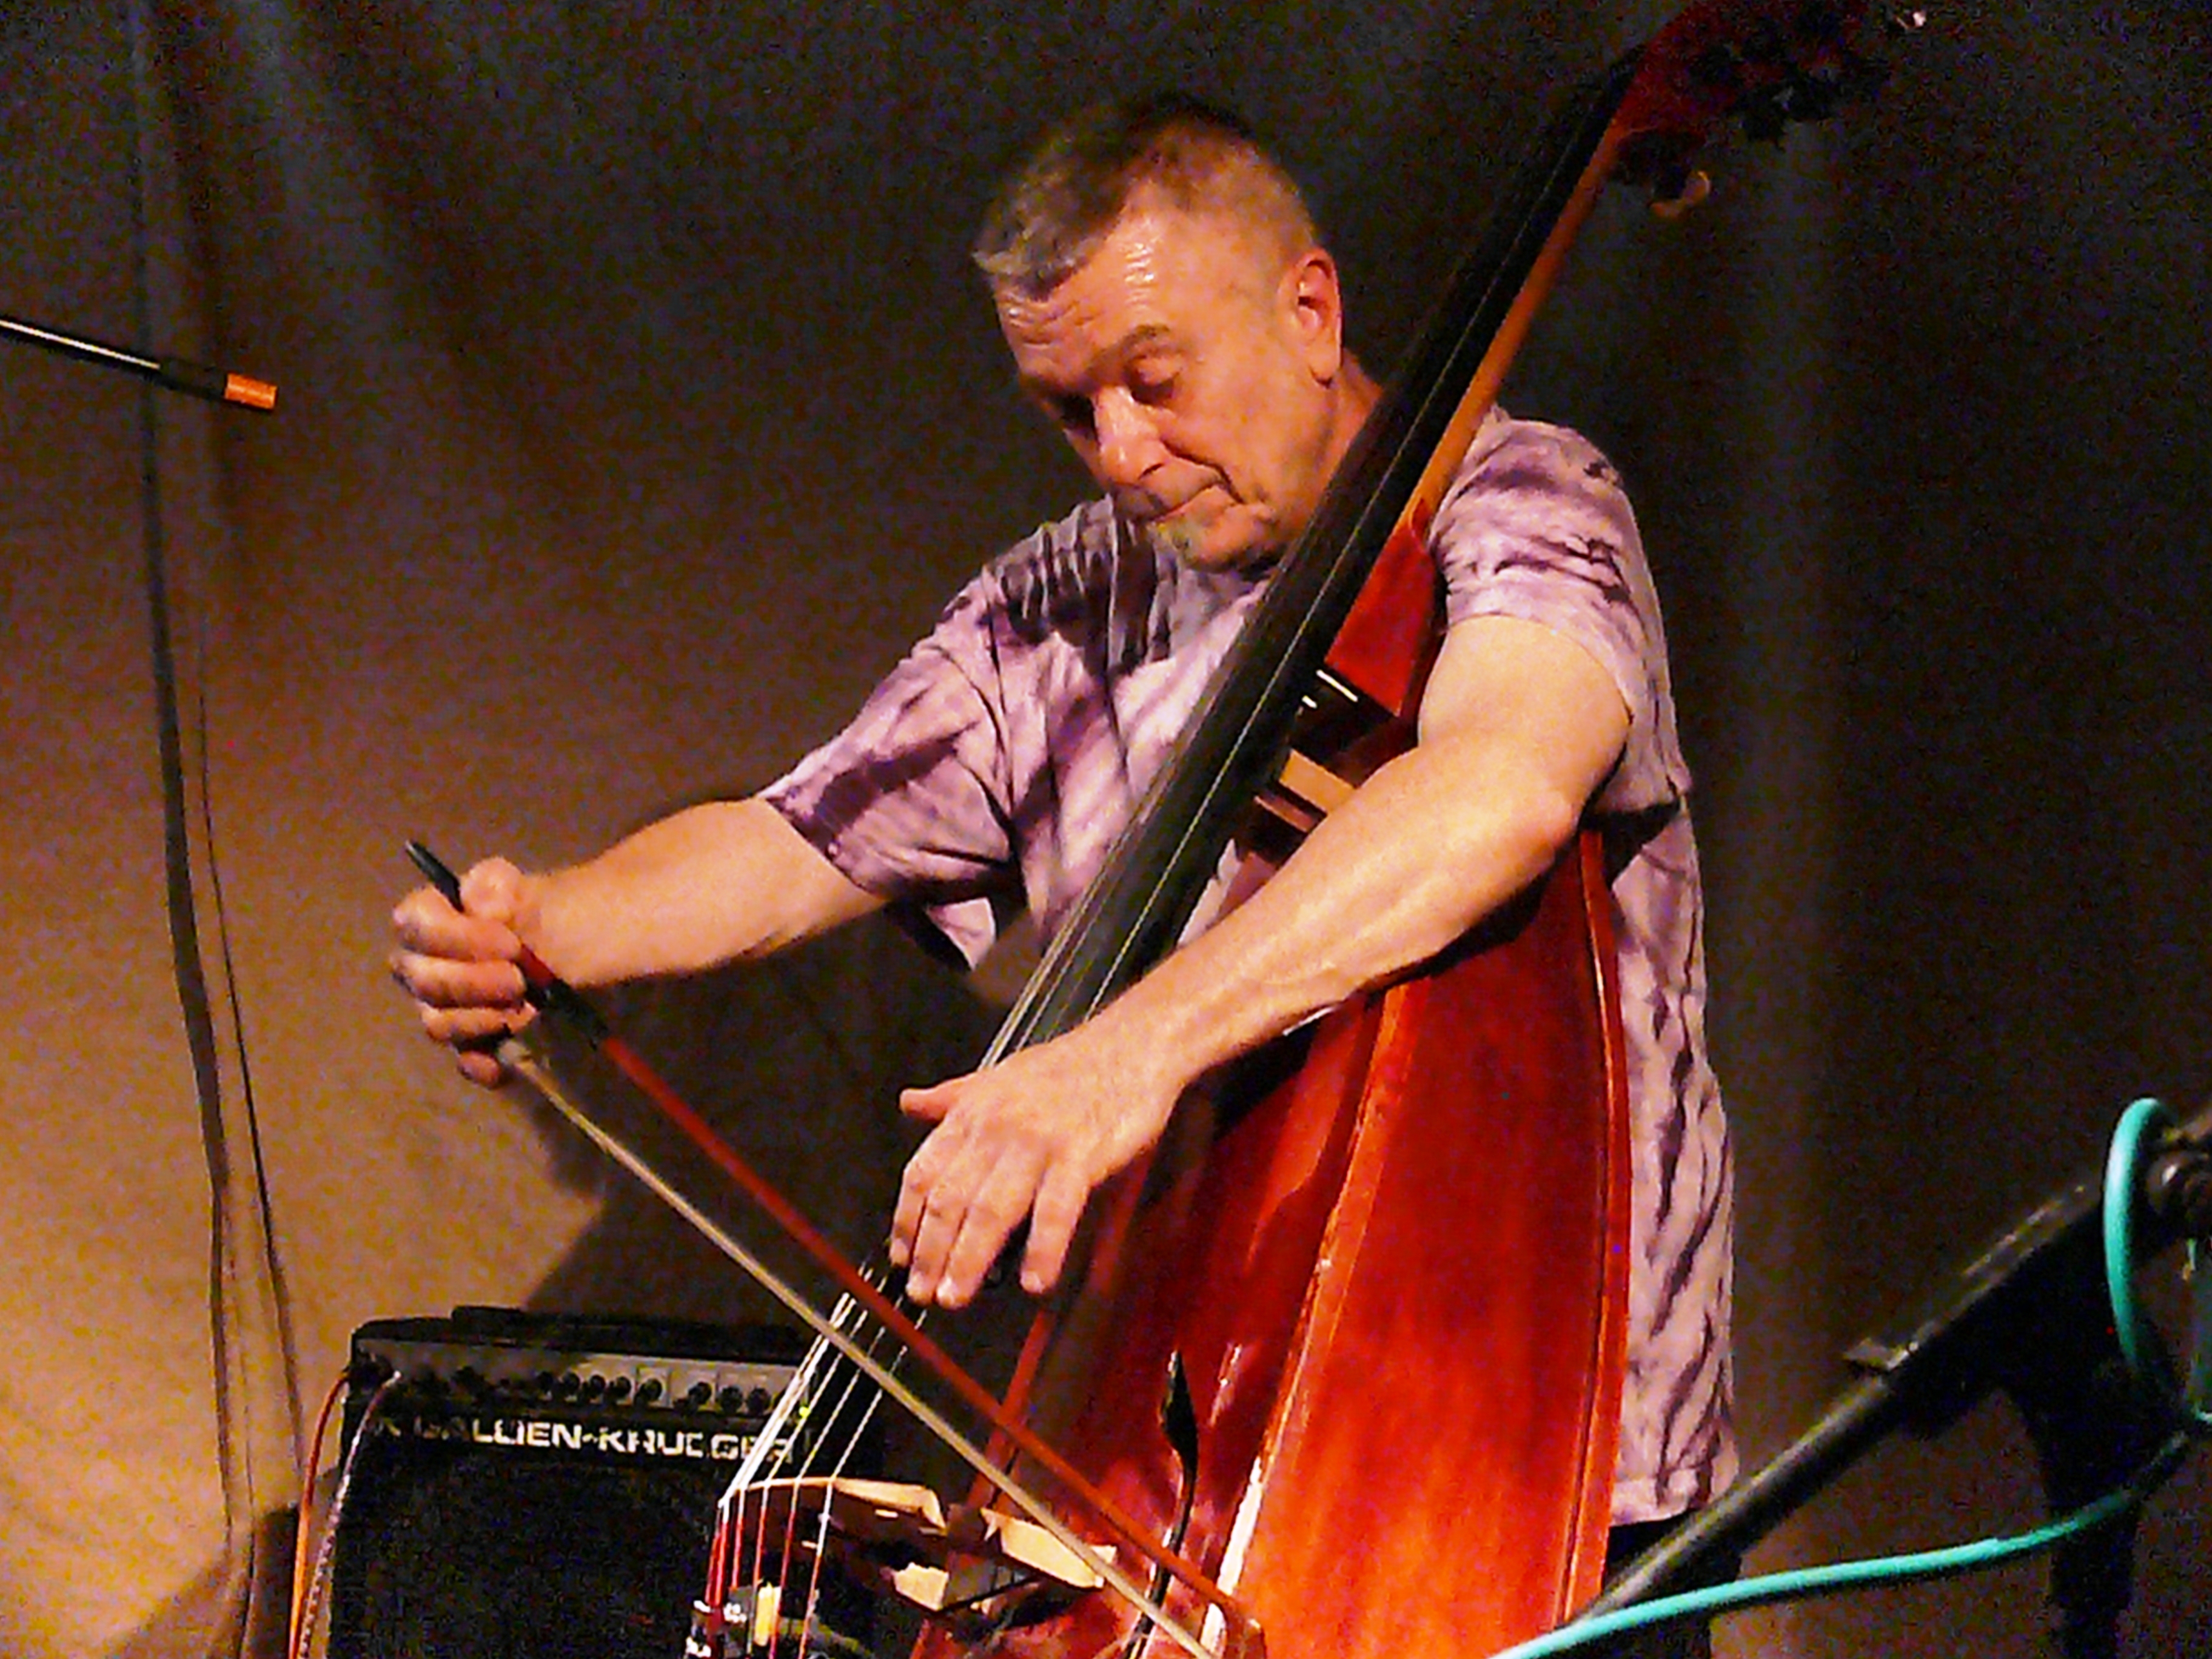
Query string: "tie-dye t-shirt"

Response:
xmin=762 ymin=407 xmax=1735 ymax=1520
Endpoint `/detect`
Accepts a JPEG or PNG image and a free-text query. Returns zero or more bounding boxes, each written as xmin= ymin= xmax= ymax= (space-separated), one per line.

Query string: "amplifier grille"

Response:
xmin=328 ymin=1307 xmax=820 ymax=1659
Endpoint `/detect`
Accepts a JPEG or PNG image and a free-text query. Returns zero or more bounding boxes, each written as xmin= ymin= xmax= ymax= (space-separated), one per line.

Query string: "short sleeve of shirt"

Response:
xmin=1431 ymin=414 xmax=1687 ymax=817
xmin=758 ymin=572 xmax=1020 ymax=962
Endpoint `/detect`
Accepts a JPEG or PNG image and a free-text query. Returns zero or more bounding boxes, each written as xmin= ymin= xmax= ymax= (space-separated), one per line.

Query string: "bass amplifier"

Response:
xmin=327 ymin=1306 xmax=814 ymax=1659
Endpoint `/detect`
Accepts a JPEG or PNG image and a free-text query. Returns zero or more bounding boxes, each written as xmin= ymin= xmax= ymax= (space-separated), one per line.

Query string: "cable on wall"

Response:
xmin=122 ymin=2 xmax=304 ymax=1653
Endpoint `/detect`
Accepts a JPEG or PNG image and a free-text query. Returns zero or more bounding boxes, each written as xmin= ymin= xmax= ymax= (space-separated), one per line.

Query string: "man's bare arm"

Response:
xmin=893 ymin=612 xmax=1632 ymax=1305
xmin=391 ymin=798 xmax=883 ymax=1081
xmin=523 ymin=798 xmax=884 ymax=982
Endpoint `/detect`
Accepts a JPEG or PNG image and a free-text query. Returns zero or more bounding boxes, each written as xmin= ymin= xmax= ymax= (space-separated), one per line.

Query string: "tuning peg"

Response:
xmin=1650 ymin=169 xmax=1714 ymax=221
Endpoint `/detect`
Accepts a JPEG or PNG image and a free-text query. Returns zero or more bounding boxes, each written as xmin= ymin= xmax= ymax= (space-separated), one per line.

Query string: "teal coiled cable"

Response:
xmin=1485 ymin=1099 xmax=2209 ymax=1659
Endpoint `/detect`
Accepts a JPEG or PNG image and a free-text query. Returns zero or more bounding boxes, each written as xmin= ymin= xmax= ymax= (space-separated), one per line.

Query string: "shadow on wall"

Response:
xmin=110 ymin=913 xmax=1013 ymax=1659
xmin=106 ymin=1509 xmax=290 ymax=1659
xmin=526 ymin=911 xmax=1004 ymax=1329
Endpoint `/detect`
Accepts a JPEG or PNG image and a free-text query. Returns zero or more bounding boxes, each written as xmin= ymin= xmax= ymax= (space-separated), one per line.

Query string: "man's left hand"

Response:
xmin=890 ymin=1013 xmax=1179 ymax=1307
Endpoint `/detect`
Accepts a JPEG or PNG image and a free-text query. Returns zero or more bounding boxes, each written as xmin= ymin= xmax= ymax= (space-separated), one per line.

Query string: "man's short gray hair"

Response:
xmin=973 ymin=92 xmax=1321 ymax=299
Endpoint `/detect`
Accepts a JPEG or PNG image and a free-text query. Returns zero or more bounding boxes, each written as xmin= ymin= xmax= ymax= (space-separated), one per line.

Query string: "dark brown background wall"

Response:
xmin=1 ymin=3 xmax=2205 ymax=1654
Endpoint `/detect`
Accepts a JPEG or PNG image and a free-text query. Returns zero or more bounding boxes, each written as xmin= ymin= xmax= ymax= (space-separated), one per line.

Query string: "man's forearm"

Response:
xmin=1089 ymin=614 xmax=1631 ymax=1098
xmin=526 ymin=797 xmax=883 ymax=985
xmin=1089 ymin=726 xmax=1586 ymax=1092
xmin=883 ymin=656 xmax=1618 ymax=1309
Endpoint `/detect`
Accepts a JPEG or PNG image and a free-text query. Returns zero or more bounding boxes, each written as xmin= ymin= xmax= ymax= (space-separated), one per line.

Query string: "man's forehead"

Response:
xmin=994 ymin=203 xmax=1261 ymax=369
xmin=1004 ymin=191 xmax=1224 ymax=294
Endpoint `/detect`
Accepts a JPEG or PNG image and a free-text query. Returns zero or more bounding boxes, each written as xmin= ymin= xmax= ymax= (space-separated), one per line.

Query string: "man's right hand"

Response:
xmin=389 ymin=857 xmax=541 ymax=1086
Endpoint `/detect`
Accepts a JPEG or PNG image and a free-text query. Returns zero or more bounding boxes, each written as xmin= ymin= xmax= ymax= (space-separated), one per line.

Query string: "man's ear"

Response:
xmin=1282 ymin=247 xmax=1346 ymax=382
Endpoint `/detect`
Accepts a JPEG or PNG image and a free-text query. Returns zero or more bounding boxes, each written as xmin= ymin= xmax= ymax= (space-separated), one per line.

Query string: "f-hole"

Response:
xmin=1116 ymin=1352 xmax=1202 ymax=1659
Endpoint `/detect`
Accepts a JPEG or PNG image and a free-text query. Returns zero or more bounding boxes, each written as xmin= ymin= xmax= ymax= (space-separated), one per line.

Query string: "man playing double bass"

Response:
xmin=392 ymin=94 xmax=1734 ymax=1657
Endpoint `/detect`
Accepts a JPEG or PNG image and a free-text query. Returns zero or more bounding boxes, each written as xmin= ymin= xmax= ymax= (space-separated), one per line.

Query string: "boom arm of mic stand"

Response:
xmin=1584 ymin=1101 xmax=2212 ymax=1657
xmin=2 ymin=310 xmax=275 ymax=409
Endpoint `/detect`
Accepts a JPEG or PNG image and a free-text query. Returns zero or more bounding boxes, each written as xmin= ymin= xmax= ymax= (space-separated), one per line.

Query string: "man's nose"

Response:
xmin=1091 ymin=389 xmax=1165 ymax=489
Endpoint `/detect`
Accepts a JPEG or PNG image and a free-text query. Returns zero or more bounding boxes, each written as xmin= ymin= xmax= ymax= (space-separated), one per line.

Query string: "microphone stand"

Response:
xmin=1588 ymin=1100 xmax=2212 ymax=1659
xmin=2 ymin=309 xmax=275 ymax=408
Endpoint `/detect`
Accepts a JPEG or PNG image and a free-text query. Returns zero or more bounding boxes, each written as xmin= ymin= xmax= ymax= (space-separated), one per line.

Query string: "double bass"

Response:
xmin=433 ymin=5 xmax=1907 ymax=1657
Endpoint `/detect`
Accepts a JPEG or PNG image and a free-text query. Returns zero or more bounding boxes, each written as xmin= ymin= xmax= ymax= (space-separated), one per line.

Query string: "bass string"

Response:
xmin=794 ymin=1293 xmax=910 ymax=1652
xmin=709 ymin=1295 xmax=859 ymax=1612
xmin=771 ymin=1269 xmax=916 ymax=1659
xmin=709 ymin=1298 xmax=851 ymax=1616
xmin=711 ymin=1258 xmax=927 ymax=1656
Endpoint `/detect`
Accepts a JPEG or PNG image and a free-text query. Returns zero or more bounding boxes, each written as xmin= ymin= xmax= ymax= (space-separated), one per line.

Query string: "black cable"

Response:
xmin=192 ymin=610 xmax=309 ymax=1462
xmin=123 ymin=0 xmax=244 ymax=1579
xmin=120 ymin=2 xmax=300 ymax=1652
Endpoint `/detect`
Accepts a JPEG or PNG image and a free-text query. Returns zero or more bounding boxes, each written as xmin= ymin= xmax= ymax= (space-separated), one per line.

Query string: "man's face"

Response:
xmin=994 ymin=197 xmax=1356 ymax=572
